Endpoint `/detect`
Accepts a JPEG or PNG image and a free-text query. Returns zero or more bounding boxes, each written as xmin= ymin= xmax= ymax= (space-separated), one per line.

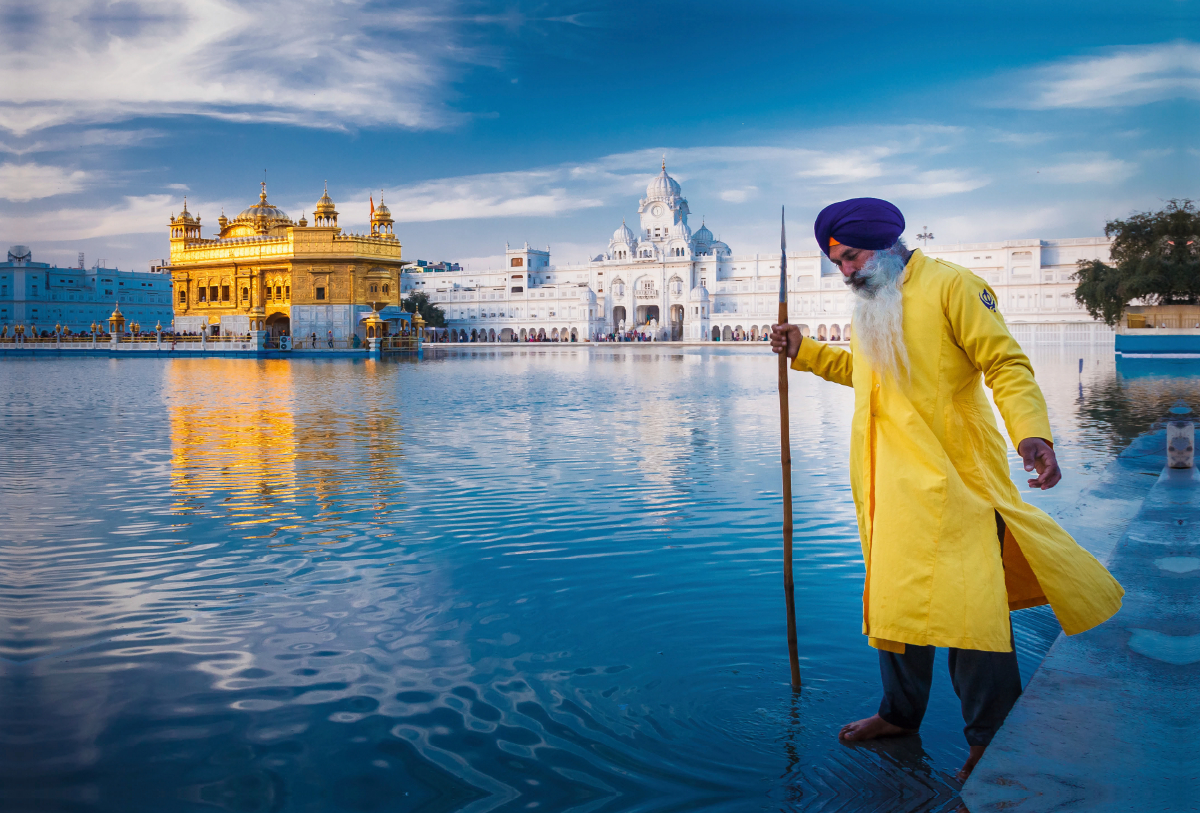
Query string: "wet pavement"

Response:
xmin=963 ymin=429 xmax=1199 ymax=812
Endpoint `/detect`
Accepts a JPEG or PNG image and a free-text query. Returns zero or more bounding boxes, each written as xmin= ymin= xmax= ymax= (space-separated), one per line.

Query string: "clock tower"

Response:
xmin=637 ymin=158 xmax=690 ymax=242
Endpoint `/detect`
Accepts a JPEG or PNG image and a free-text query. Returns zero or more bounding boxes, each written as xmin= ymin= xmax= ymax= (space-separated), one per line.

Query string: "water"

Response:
xmin=1 ymin=347 xmax=1198 ymax=813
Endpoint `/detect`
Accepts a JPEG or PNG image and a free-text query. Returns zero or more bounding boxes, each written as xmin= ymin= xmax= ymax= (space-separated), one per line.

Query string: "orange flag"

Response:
xmin=370 ymin=195 xmax=375 ymax=217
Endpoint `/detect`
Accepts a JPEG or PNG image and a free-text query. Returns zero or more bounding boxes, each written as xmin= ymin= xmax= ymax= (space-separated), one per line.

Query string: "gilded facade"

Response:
xmin=169 ymin=183 xmax=404 ymax=339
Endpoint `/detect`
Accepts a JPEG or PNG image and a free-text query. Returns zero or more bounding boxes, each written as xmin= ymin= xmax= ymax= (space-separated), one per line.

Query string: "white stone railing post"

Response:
xmin=1168 ymin=419 xmax=1194 ymax=469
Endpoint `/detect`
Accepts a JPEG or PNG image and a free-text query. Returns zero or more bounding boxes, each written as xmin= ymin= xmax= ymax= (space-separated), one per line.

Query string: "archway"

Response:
xmin=844 ymin=323 xmax=852 ymax=341
xmin=734 ymin=325 xmax=744 ymax=340
xmin=519 ymin=328 xmax=528 ymax=341
xmin=830 ymin=325 xmax=841 ymax=341
xmin=570 ymin=328 xmax=578 ymax=342
xmin=817 ymin=324 xmax=827 ymax=341
xmin=798 ymin=324 xmax=811 ymax=338
xmin=711 ymin=326 xmax=720 ymax=341
xmin=488 ymin=328 xmax=496 ymax=342
xmin=612 ymin=306 xmax=626 ymax=329
xmin=551 ymin=328 xmax=559 ymax=341
xmin=749 ymin=326 xmax=759 ymax=340
xmin=722 ymin=325 xmax=733 ymax=341
xmin=470 ymin=328 xmax=478 ymax=341
xmin=459 ymin=329 xmax=468 ymax=342
xmin=265 ymin=312 xmax=290 ymax=337
xmin=635 ymin=304 xmax=660 ymax=325
xmin=538 ymin=328 xmax=547 ymax=340
xmin=669 ymin=304 xmax=684 ymax=341
xmin=500 ymin=328 xmax=515 ymax=342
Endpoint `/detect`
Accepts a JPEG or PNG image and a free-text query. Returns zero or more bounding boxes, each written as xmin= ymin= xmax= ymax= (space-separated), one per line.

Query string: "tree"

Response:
xmin=402 ymin=291 xmax=446 ymax=327
xmin=1074 ymin=200 xmax=1200 ymax=326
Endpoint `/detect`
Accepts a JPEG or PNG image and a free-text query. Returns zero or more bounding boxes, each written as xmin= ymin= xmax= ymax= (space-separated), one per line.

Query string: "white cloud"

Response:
xmin=0 ymin=163 xmax=88 ymax=201
xmin=0 ymin=128 xmax=164 ymax=156
xmin=795 ymin=149 xmax=891 ymax=183
xmin=371 ymin=169 xmax=606 ymax=223
xmin=361 ymin=128 xmax=981 ymax=225
xmin=0 ymin=0 xmax=483 ymax=136
xmin=931 ymin=206 xmax=1067 ymax=244
xmin=3 ymin=194 xmax=216 ymax=240
xmin=1014 ymin=41 xmax=1200 ymax=109
xmin=1037 ymin=154 xmax=1136 ymax=184
xmin=719 ymin=186 xmax=758 ymax=203
xmin=875 ymin=169 xmax=991 ymax=199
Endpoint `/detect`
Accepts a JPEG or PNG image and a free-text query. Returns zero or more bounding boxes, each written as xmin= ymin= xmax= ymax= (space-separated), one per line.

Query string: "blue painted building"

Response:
xmin=0 ymin=246 xmax=174 ymax=333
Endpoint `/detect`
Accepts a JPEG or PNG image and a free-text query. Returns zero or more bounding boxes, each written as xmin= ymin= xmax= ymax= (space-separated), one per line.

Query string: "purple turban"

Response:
xmin=814 ymin=198 xmax=905 ymax=257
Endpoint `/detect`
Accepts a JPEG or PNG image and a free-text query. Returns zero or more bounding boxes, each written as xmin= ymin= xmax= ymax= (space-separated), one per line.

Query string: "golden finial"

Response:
xmin=661 ymin=155 xmax=666 ymax=171
xmin=260 ymin=180 xmax=268 ymax=202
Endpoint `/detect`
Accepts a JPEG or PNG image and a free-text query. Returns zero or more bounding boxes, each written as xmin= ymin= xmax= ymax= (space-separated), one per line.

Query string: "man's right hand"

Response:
xmin=770 ymin=323 xmax=802 ymax=360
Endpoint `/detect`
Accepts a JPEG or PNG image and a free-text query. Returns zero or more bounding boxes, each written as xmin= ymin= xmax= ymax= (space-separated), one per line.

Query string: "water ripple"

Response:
xmin=1 ymin=348 xmax=1196 ymax=812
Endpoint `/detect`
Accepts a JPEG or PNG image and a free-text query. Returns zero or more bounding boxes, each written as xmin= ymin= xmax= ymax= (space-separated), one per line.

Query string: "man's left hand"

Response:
xmin=1018 ymin=438 xmax=1060 ymax=490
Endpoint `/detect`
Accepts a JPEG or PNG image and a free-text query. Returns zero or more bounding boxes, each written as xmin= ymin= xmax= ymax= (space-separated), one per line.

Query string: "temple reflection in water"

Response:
xmin=165 ymin=359 xmax=405 ymax=538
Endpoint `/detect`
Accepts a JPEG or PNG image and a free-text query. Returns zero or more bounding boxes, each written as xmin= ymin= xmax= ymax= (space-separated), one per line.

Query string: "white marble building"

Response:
xmin=402 ymin=163 xmax=1115 ymax=345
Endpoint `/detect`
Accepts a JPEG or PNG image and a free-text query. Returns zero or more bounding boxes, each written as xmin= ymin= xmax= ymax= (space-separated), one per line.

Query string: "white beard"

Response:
xmin=847 ymin=242 xmax=910 ymax=383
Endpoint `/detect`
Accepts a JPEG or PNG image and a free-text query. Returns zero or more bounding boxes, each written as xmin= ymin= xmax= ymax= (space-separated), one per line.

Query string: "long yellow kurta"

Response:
xmin=792 ymin=249 xmax=1123 ymax=653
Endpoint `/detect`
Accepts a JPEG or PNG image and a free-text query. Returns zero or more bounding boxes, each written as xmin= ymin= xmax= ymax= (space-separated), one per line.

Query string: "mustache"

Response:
xmin=844 ymin=270 xmax=871 ymax=291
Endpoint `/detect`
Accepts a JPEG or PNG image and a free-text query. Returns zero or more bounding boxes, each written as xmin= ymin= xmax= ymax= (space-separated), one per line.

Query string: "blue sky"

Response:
xmin=1 ymin=0 xmax=1196 ymax=273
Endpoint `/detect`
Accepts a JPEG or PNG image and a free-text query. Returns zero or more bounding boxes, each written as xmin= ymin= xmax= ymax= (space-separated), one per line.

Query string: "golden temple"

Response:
xmin=168 ymin=183 xmax=405 ymax=339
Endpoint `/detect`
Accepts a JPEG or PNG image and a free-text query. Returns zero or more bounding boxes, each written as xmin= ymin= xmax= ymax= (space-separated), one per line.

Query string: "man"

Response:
xmin=770 ymin=198 xmax=1123 ymax=781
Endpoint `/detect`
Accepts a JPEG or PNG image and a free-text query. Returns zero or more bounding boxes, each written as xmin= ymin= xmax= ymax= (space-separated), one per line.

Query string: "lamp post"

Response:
xmin=917 ymin=226 xmax=934 ymax=247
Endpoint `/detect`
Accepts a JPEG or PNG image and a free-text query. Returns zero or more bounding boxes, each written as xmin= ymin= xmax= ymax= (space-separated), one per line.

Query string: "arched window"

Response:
xmin=382 ymin=284 xmax=390 ymax=294
xmin=178 ymin=289 xmax=187 ymax=304
xmin=241 ymin=287 xmax=248 ymax=302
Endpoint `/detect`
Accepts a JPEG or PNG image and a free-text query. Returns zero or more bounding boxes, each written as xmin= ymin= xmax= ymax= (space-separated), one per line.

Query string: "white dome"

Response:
xmin=669 ymin=221 xmax=691 ymax=239
xmin=688 ymin=285 xmax=709 ymax=302
xmin=611 ymin=219 xmax=636 ymax=244
xmin=645 ymin=161 xmax=682 ymax=200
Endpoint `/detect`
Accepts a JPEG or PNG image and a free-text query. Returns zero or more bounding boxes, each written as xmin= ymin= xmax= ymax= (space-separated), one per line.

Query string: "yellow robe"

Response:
xmin=792 ymin=249 xmax=1123 ymax=653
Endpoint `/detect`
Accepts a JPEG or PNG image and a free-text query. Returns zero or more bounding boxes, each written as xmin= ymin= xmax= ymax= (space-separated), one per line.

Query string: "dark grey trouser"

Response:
xmin=875 ymin=513 xmax=1023 ymax=747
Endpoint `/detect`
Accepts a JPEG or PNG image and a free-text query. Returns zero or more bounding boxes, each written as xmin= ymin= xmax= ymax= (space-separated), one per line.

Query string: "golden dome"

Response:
xmin=233 ymin=182 xmax=292 ymax=227
xmin=175 ymin=197 xmax=198 ymax=224
xmin=315 ymin=182 xmax=337 ymax=214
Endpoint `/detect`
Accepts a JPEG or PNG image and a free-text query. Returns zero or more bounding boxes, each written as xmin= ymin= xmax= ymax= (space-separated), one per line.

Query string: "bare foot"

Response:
xmin=955 ymin=745 xmax=987 ymax=782
xmin=838 ymin=713 xmax=916 ymax=743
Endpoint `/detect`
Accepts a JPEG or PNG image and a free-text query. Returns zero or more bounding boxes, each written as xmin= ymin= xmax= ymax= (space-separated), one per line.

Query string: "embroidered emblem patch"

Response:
xmin=979 ymin=290 xmax=997 ymax=312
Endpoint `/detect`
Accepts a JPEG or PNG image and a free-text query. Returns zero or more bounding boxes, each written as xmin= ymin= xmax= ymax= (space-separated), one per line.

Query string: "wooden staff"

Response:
xmin=778 ymin=206 xmax=801 ymax=690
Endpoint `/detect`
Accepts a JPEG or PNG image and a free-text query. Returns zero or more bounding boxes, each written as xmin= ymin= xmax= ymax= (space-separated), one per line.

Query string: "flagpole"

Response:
xmin=778 ymin=206 xmax=801 ymax=690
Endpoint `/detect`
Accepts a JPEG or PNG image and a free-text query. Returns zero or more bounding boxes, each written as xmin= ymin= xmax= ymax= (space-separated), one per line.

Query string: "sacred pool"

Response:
xmin=1 ymin=347 xmax=1195 ymax=812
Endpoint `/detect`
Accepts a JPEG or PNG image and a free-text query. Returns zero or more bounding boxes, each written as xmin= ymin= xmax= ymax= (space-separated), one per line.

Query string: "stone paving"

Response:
xmin=963 ymin=430 xmax=1198 ymax=812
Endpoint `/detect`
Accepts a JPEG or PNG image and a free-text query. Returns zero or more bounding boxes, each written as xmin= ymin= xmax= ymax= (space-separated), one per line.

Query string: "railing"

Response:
xmin=634 ymin=289 xmax=660 ymax=299
xmin=381 ymin=336 xmax=420 ymax=352
xmin=290 ymin=337 xmax=364 ymax=350
xmin=1129 ymin=315 xmax=1200 ymax=329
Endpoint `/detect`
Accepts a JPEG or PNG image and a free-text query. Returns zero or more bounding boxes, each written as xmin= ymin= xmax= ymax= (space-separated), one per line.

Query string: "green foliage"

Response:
xmin=1074 ymin=200 xmax=1200 ymax=326
xmin=402 ymin=291 xmax=446 ymax=327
